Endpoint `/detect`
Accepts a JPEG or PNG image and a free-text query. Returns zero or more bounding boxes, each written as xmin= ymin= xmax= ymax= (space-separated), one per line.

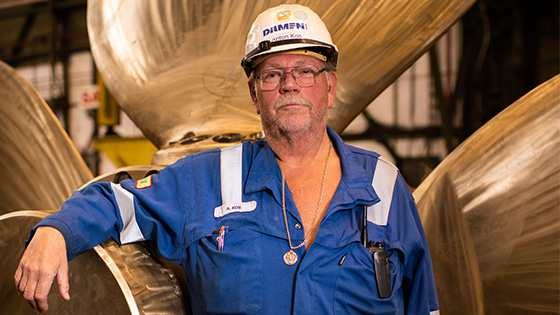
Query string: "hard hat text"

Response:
xmin=263 ymin=23 xmax=308 ymax=37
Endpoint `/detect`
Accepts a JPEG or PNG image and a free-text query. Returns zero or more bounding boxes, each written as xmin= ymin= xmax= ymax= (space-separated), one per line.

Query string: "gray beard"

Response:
xmin=266 ymin=94 xmax=328 ymax=134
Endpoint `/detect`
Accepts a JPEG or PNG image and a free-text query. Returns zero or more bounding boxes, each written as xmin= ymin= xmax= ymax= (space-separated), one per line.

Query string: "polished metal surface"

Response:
xmin=0 ymin=210 xmax=186 ymax=314
xmin=1 ymin=210 xmax=129 ymax=314
xmin=4 ymin=0 xmax=558 ymax=313
xmin=87 ymin=0 xmax=476 ymax=164
xmin=0 ymin=61 xmax=93 ymax=215
xmin=0 ymin=58 xmax=185 ymax=314
xmin=414 ymin=75 xmax=560 ymax=314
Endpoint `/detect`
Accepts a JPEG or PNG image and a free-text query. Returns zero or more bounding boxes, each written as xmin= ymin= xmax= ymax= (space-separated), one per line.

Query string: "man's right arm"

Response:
xmin=14 ymin=226 xmax=70 ymax=314
xmin=13 ymin=156 xmax=196 ymax=312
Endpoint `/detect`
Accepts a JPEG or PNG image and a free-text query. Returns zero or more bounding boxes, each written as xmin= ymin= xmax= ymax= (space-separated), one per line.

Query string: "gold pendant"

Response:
xmin=283 ymin=250 xmax=298 ymax=265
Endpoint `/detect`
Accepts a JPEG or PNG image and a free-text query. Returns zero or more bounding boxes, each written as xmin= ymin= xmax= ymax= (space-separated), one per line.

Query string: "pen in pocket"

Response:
xmin=213 ymin=225 xmax=229 ymax=251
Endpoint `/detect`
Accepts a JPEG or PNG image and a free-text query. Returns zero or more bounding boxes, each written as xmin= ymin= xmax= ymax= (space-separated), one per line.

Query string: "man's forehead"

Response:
xmin=259 ymin=54 xmax=322 ymax=68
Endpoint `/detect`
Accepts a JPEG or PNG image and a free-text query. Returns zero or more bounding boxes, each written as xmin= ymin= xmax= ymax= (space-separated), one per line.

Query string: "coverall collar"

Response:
xmin=245 ymin=126 xmax=379 ymax=211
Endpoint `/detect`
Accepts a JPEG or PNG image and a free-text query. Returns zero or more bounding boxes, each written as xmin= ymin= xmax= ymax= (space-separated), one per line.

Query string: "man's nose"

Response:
xmin=280 ymin=71 xmax=299 ymax=92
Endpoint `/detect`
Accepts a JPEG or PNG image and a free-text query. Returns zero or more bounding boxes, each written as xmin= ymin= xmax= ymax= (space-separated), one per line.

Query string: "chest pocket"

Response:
xmin=333 ymin=242 xmax=405 ymax=314
xmin=194 ymin=227 xmax=262 ymax=314
xmin=334 ymin=157 xmax=404 ymax=313
xmin=191 ymin=144 xmax=262 ymax=314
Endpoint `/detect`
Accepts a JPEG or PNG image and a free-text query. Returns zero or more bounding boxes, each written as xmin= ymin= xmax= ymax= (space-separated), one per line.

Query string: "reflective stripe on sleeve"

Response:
xmin=366 ymin=156 xmax=398 ymax=226
xmin=430 ymin=310 xmax=440 ymax=315
xmin=110 ymin=182 xmax=145 ymax=243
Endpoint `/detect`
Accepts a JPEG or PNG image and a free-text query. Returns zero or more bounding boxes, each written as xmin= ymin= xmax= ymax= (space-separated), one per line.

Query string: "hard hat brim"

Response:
xmin=241 ymin=40 xmax=338 ymax=77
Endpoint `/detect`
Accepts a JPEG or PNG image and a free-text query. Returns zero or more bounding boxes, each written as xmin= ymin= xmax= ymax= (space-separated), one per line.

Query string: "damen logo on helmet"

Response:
xmin=263 ymin=23 xmax=308 ymax=37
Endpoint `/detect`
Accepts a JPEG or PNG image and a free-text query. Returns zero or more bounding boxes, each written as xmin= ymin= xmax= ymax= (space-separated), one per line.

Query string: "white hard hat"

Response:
xmin=241 ymin=4 xmax=339 ymax=77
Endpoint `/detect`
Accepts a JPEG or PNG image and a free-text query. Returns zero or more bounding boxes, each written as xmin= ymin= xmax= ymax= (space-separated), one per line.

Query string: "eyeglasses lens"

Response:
xmin=258 ymin=65 xmax=322 ymax=91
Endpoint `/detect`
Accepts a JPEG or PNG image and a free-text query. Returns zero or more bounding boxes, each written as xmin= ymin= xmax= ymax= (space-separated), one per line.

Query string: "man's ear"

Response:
xmin=327 ymin=71 xmax=338 ymax=109
xmin=248 ymin=80 xmax=261 ymax=114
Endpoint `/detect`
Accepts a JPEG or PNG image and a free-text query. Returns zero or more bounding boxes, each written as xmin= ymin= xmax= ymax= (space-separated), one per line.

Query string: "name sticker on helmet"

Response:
xmin=263 ymin=23 xmax=308 ymax=37
xmin=271 ymin=33 xmax=303 ymax=41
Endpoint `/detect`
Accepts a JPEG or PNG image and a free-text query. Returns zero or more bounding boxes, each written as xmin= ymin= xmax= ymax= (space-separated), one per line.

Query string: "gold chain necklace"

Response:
xmin=277 ymin=142 xmax=332 ymax=265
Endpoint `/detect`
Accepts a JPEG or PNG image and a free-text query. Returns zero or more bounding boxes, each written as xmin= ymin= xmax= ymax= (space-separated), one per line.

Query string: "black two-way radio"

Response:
xmin=362 ymin=206 xmax=392 ymax=299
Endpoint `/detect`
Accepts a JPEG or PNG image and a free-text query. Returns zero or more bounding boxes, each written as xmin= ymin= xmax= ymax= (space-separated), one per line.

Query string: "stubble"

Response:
xmin=265 ymin=94 xmax=327 ymax=134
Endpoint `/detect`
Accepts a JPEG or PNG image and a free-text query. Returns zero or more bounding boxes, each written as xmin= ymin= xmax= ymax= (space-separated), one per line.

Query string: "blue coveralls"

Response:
xmin=32 ymin=127 xmax=439 ymax=314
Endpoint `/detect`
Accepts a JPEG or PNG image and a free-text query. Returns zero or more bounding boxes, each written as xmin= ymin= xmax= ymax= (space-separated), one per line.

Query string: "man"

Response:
xmin=15 ymin=4 xmax=439 ymax=314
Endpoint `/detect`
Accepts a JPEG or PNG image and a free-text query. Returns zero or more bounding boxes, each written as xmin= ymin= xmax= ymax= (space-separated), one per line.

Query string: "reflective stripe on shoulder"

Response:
xmin=110 ymin=182 xmax=145 ymax=244
xmin=214 ymin=143 xmax=257 ymax=217
xmin=366 ymin=156 xmax=398 ymax=226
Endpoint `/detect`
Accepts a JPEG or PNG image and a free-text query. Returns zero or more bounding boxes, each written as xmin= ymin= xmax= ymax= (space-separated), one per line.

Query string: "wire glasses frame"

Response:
xmin=255 ymin=65 xmax=326 ymax=91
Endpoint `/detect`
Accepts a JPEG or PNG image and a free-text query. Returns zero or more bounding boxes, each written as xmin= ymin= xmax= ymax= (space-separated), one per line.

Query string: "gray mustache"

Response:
xmin=274 ymin=96 xmax=312 ymax=110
